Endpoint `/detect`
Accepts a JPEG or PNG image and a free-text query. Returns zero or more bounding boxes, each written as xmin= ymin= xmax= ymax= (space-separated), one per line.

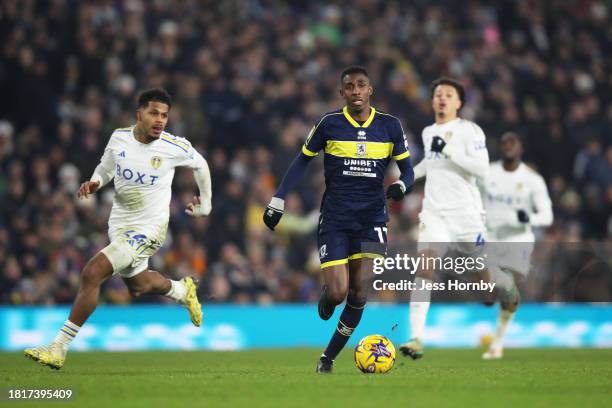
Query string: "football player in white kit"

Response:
xmin=399 ymin=77 xmax=490 ymax=359
xmin=24 ymin=89 xmax=212 ymax=370
xmin=481 ymin=132 xmax=553 ymax=359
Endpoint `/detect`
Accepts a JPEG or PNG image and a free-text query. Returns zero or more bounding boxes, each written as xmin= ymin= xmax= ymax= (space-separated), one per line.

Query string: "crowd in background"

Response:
xmin=1 ymin=0 xmax=610 ymax=305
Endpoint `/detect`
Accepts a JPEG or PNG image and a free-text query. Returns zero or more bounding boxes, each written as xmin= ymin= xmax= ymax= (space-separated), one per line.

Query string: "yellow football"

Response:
xmin=354 ymin=334 xmax=396 ymax=374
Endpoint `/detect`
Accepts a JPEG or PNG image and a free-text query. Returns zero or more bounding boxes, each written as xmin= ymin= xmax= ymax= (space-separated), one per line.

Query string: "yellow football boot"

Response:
xmin=399 ymin=338 xmax=424 ymax=360
xmin=182 ymin=277 xmax=203 ymax=327
xmin=24 ymin=343 xmax=67 ymax=370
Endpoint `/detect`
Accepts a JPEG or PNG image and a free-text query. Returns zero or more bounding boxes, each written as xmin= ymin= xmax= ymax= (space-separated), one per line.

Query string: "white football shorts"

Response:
xmin=417 ymin=209 xmax=487 ymax=257
xmin=486 ymin=233 xmax=535 ymax=277
xmin=101 ymin=226 xmax=165 ymax=278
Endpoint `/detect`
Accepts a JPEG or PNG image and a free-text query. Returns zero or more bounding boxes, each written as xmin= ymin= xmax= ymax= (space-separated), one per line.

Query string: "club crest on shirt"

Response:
xmin=356 ymin=142 xmax=367 ymax=157
xmin=516 ymin=182 xmax=523 ymax=192
xmin=151 ymin=156 xmax=162 ymax=169
xmin=444 ymin=131 xmax=453 ymax=141
xmin=319 ymin=244 xmax=327 ymax=259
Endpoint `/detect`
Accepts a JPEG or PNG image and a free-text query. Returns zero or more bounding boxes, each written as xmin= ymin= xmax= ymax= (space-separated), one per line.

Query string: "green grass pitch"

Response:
xmin=1 ymin=348 xmax=611 ymax=407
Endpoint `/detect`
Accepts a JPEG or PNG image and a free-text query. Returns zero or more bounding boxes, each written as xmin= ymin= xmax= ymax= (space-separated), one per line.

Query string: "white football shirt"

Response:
xmin=415 ymin=118 xmax=489 ymax=216
xmin=93 ymin=126 xmax=205 ymax=241
xmin=482 ymin=161 xmax=553 ymax=242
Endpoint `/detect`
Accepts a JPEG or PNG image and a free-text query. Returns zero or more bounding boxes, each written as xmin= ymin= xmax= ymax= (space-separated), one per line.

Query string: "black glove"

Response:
xmin=386 ymin=181 xmax=411 ymax=202
xmin=431 ymin=136 xmax=446 ymax=153
xmin=263 ymin=198 xmax=284 ymax=231
xmin=517 ymin=209 xmax=530 ymax=223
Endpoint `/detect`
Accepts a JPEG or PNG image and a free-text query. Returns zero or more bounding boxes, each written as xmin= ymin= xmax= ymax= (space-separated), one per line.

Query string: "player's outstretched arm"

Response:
xmin=527 ymin=175 xmax=553 ymax=227
xmin=77 ymin=180 xmax=101 ymax=199
xmin=78 ymin=144 xmax=116 ymax=199
xmin=386 ymin=117 xmax=415 ymax=201
xmin=412 ymin=128 xmax=428 ymax=181
xmin=185 ymin=155 xmax=212 ymax=217
xmin=263 ymin=152 xmax=313 ymax=231
xmin=386 ymin=157 xmax=415 ymax=201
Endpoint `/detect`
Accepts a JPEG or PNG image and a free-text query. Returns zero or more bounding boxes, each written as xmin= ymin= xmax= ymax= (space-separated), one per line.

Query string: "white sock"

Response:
xmin=491 ymin=308 xmax=515 ymax=350
xmin=165 ymin=279 xmax=187 ymax=303
xmin=409 ymin=277 xmax=432 ymax=341
xmin=54 ymin=320 xmax=80 ymax=350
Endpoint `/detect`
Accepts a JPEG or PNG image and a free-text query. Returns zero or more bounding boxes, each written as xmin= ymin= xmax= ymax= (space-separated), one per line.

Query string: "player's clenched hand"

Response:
xmin=77 ymin=181 xmax=100 ymax=199
xmin=185 ymin=195 xmax=212 ymax=217
xmin=386 ymin=180 xmax=412 ymax=202
xmin=430 ymin=136 xmax=447 ymax=153
xmin=263 ymin=197 xmax=284 ymax=231
xmin=517 ymin=209 xmax=530 ymax=223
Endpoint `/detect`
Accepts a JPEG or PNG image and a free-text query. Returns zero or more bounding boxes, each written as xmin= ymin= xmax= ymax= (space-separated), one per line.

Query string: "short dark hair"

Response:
xmin=137 ymin=88 xmax=172 ymax=109
xmin=430 ymin=77 xmax=465 ymax=106
xmin=340 ymin=66 xmax=369 ymax=83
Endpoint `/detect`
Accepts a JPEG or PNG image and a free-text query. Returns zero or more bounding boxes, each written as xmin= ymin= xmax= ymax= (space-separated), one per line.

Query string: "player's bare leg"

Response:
xmin=316 ymin=263 xmax=349 ymax=373
xmin=401 ymin=249 xmax=437 ymax=360
xmin=69 ymin=253 xmax=115 ymax=325
xmin=123 ymin=271 xmax=202 ymax=326
xmin=483 ymin=269 xmax=520 ymax=360
xmin=317 ymin=259 xmax=370 ymax=373
xmin=24 ymin=253 xmax=114 ymax=369
xmin=318 ymin=264 xmax=349 ymax=321
xmin=123 ymin=269 xmax=171 ymax=297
